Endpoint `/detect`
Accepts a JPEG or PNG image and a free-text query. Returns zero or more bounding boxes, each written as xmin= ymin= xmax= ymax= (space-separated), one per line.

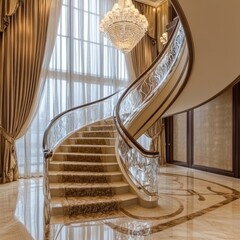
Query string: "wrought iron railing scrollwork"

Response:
xmin=115 ymin=21 xmax=186 ymax=200
xmin=114 ymin=116 xmax=159 ymax=197
xmin=42 ymin=90 xmax=124 ymax=227
xmin=118 ymin=22 xmax=185 ymax=126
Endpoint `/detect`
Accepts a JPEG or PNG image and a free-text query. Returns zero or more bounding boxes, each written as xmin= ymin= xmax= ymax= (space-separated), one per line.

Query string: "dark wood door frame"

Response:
xmin=187 ymin=110 xmax=193 ymax=167
xmin=233 ymin=82 xmax=240 ymax=178
xmin=165 ymin=111 xmax=192 ymax=168
xmin=165 ymin=117 xmax=173 ymax=163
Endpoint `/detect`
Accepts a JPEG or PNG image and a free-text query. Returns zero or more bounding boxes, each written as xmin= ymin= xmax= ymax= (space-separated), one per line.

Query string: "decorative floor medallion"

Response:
xmin=106 ymin=173 xmax=240 ymax=238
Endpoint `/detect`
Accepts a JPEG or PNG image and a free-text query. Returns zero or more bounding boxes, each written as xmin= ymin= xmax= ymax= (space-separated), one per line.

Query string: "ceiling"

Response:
xmin=136 ymin=0 xmax=165 ymax=7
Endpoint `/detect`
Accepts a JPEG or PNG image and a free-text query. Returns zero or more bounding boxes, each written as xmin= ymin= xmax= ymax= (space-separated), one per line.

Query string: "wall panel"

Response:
xmin=173 ymin=113 xmax=187 ymax=162
xmin=193 ymin=89 xmax=232 ymax=171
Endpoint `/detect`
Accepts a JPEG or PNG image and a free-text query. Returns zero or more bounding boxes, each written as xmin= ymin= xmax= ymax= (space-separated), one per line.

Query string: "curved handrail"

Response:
xmin=115 ymin=19 xmax=180 ymax=153
xmin=114 ymin=115 xmax=159 ymax=157
xmin=43 ymin=90 xmax=123 ymax=154
xmin=114 ymin=18 xmax=190 ymax=199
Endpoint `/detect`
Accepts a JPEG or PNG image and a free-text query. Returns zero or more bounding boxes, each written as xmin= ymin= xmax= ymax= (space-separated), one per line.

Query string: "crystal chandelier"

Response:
xmin=100 ymin=0 xmax=148 ymax=53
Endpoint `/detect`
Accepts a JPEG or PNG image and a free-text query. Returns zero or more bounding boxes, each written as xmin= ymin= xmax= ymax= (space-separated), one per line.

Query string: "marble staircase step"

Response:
xmin=101 ymin=119 xmax=114 ymax=124
xmin=74 ymin=130 xmax=117 ymax=138
xmin=48 ymin=171 xmax=122 ymax=183
xmin=49 ymin=182 xmax=129 ymax=197
xmin=65 ymin=137 xmax=116 ymax=145
xmin=57 ymin=144 xmax=115 ymax=154
xmin=89 ymin=124 xmax=116 ymax=131
xmin=50 ymin=210 xmax=124 ymax=224
xmin=49 ymin=161 xmax=119 ymax=172
xmin=52 ymin=152 xmax=117 ymax=162
xmin=50 ymin=193 xmax=138 ymax=217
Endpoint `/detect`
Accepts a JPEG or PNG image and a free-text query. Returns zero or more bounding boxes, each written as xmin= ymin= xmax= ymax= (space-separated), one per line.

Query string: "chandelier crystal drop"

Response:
xmin=100 ymin=0 xmax=149 ymax=53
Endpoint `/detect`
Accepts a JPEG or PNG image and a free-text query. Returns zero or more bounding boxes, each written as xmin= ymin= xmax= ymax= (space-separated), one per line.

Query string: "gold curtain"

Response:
xmin=156 ymin=0 xmax=170 ymax=53
xmin=131 ymin=0 xmax=169 ymax=77
xmin=131 ymin=0 xmax=157 ymax=77
xmin=146 ymin=119 xmax=166 ymax=165
xmin=0 ymin=0 xmax=23 ymax=32
xmin=0 ymin=0 xmax=52 ymax=183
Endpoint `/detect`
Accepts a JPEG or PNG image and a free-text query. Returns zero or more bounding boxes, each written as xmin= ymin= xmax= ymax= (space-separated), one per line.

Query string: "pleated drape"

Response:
xmin=0 ymin=0 xmax=52 ymax=183
xmin=156 ymin=0 xmax=170 ymax=53
xmin=145 ymin=119 xmax=166 ymax=165
xmin=131 ymin=0 xmax=169 ymax=77
xmin=131 ymin=1 xmax=157 ymax=77
xmin=0 ymin=0 xmax=22 ymax=32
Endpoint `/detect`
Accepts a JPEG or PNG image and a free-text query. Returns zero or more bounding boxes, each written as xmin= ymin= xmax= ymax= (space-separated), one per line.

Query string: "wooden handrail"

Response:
xmin=43 ymin=90 xmax=122 ymax=151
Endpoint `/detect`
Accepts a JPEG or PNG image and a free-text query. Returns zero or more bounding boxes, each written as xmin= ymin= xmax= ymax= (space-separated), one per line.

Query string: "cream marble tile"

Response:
xmin=0 ymin=166 xmax=239 ymax=240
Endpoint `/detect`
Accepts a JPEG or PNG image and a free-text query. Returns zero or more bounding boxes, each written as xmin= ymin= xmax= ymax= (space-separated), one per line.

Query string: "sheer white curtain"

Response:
xmin=16 ymin=0 xmax=130 ymax=178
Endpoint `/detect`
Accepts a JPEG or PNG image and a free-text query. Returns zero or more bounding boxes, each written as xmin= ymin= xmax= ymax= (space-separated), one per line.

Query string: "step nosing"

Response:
xmin=51 ymin=194 xmax=137 ymax=205
xmin=69 ymin=137 xmax=116 ymax=139
xmin=90 ymin=124 xmax=115 ymax=126
xmin=49 ymin=184 xmax=128 ymax=189
xmin=49 ymin=171 xmax=122 ymax=175
xmin=50 ymin=187 xmax=128 ymax=190
xmin=60 ymin=144 xmax=115 ymax=147
xmin=50 ymin=161 xmax=118 ymax=165
xmin=78 ymin=130 xmax=117 ymax=133
xmin=54 ymin=152 xmax=116 ymax=156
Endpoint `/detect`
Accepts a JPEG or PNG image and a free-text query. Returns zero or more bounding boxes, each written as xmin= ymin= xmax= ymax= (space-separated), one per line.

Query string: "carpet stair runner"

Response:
xmin=48 ymin=119 xmax=138 ymax=223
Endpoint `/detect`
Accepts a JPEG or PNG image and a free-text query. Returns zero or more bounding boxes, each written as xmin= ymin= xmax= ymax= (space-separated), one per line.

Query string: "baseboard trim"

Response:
xmin=172 ymin=160 xmax=188 ymax=167
xmin=191 ymin=164 xmax=234 ymax=177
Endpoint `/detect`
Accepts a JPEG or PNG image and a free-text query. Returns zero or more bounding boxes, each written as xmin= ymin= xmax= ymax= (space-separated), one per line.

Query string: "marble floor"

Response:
xmin=0 ymin=165 xmax=240 ymax=240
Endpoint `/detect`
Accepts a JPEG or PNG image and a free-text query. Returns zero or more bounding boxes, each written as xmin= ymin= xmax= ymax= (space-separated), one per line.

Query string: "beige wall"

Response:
xmin=172 ymin=88 xmax=233 ymax=171
xmin=193 ymin=88 xmax=232 ymax=171
xmin=164 ymin=0 xmax=240 ymax=116
xmin=173 ymin=112 xmax=187 ymax=162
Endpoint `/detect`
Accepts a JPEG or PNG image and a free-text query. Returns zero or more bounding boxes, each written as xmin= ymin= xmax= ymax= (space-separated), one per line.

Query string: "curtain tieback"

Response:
xmin=152 ymin=131 xmax=162 ymax=140
xmin=151 ymin=124 xmax=165 ymax=140
xmin=0 ymin=126 xmax=15 ymax=144
xmin=0 ymin=0 xmax=23 ymax=32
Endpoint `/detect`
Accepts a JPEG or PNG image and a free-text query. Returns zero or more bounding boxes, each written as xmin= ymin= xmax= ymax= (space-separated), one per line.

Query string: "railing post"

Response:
xmin=43 ymin=150 xmax=53 ymax=240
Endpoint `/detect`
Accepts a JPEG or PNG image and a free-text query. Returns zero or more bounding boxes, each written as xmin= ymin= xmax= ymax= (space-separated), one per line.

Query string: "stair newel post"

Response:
xmin=43 ymin=150 xmax=53 ymax=240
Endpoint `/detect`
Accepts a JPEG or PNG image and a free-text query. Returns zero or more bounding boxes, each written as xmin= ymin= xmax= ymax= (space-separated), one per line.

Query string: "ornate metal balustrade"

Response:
xmin=119 ymin=22 xmax=185 ymax=126
xmin=42 ymin=91 xmax=123 ymax=229
xmin=115 ymin=21 xmax=186 ymax=200
xmin=114 ymin=117 xmax=159 ymax=197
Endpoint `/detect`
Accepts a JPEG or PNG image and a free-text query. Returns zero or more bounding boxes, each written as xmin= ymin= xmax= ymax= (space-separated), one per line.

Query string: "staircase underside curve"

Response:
xmin=126 ymin=42 xmax=189 ymax=138
xmin=164 ymin=0 xmax=240 ymax=116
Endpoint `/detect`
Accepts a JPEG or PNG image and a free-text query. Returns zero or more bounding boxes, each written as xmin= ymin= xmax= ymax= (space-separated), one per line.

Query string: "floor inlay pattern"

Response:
xmin=105 ymin=173 xmax=240 ymax=238
xmin=0 ymin=165 xmax=240 ymax=239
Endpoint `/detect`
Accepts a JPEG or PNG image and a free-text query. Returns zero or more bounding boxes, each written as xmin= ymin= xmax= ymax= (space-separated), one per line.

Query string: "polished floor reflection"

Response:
xmin=0 ymin=165 xmax=240 ymax=240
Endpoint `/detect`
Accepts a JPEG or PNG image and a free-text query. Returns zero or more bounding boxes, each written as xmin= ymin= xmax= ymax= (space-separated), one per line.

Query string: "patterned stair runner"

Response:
xmin=48 ymin=119 xmax=138 ymax=223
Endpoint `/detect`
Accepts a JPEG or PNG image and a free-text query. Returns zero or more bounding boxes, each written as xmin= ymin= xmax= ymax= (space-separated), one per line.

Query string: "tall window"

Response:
xmin=16 ymin=0 xmax=129 ymax=177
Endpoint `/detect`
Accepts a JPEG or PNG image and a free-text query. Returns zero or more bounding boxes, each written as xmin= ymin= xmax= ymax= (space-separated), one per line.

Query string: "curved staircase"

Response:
xmin=48 ymin=119 xmax=138 ymax=223
xmin=43 ymin=0 xmax=240 ymax=236
xmin=43 ymin=11 xmax=187 ymax=229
